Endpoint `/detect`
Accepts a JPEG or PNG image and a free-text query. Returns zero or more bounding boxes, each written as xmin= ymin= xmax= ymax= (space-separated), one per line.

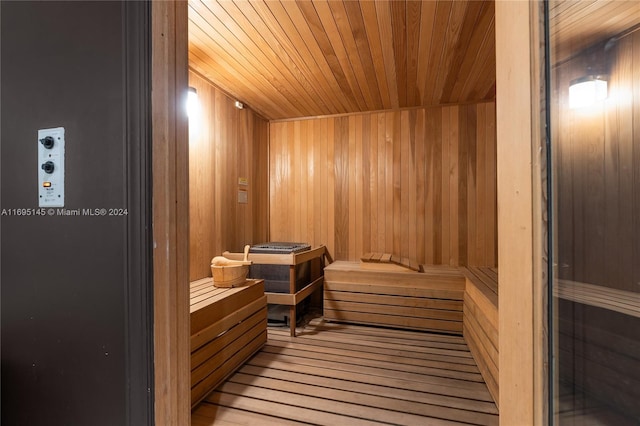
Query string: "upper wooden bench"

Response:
xmin=323 ymin=261 xmax=466 ymax=334
xmin=190 ymin=278 xmax=267 ymax=408
xmin=462 ymin=267 xmax=499 ymax=407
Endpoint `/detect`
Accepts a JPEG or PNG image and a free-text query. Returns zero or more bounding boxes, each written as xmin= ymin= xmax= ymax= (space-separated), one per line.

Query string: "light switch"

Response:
xmin=38 ymin=127 xmax=65 ymax=207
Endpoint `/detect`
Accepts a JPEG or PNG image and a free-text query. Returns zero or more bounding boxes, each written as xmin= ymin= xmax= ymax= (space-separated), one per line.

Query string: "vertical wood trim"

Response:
xmin=496 ymin=1 xmax=544 ymax=424
xmin=152 ymin=1 xmax=190 ymax=424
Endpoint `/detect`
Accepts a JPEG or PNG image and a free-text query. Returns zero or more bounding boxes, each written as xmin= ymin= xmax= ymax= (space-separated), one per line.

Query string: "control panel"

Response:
xmin=38 ymin=127 xmax=65 ymax=207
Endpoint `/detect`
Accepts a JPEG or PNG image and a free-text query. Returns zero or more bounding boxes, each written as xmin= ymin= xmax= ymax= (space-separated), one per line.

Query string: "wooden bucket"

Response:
xmin=211 ymin=264 xmax=249 ymax=288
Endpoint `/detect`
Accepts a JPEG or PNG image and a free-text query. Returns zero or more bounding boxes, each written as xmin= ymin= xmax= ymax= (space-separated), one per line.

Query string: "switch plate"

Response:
xmin=38 ymin=127 xmax=65 ymax=207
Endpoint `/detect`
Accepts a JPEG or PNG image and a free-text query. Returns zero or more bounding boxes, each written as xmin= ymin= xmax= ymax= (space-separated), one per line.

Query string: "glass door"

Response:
xmin=548 ymin=2 xmax=640 ymax=424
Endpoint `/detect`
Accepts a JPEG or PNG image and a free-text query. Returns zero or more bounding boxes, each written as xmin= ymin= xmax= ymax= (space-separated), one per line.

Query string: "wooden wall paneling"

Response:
xmin=467 ymin=105 xmax=478 ymax=267
xmin=448 ymin=107 xmax=460 ymax=266
xmin=307 ymin=120 xmax=316 ymax=245
xmin=152 ymin=1 xmax=190 ymax=424
xmin=415 ymin=110 xmax=426 ymax=265
xmin=334 ymin=117 xmax=349 ymax=260
xmin=293 ymin=121 xmax=302 ymax=240
xmin=348 ymin=115 xmax=357 ymax=260
xmin=584 ymin=102 xmax=606 ymax=286
xmin=269 ymin=123 xmax=278 ymax=239
xmin=286 ymin=121 xmax=296 ymax=241
xmin=392 ymin=111 xmax=402 ymax=257
xmin=327 ymin=118 xmax=336 ymax=257
xmin=555 ymin=56 xmax=574 ymax=282
xmin=424 ymin=109 xmax=436 ymax=264
xmin=407 ymin=110 xmax=418 ymax=263
xmin=238 ymin=111 xmax=250 ymax=243
xmin=188 ymin=71 xmax=269 ymax=281
xmin=485 ymin=104 xmax=497 ymax=266
xmin=384 ymin=112 xmax=394 ymax=255
xmin=555 ymin=29 xmax=640 ymax=293
xmin=615 ymin=36 xmax=634 ymax=293
xmin=354 ymin=114 xmax=364 ymax=259
xmin=603 ymin=48 xmax=623 ymax=289
xmin=189 ymin=73 xmax=216 ymax=280
xmin=634 ymin=31 xmax=640 ymax=292
xmin=319 ymin=119 xmax=328 ymax=250
xmin=432 ymin=107 xmax=443 ymax=264
xmin=362 ymin=114 xmax=372 ymax=255
xmin=440 ymin=107 xmax=451 ymax=264
xmin=476 ymin=104 xmax=487 ymax=266
xmin=254 ymin=118 xmax=269 ymax=244
xmin=401 ymin=110 xmax=411 ymax=260
xmin=268 ymin=102 xmax=497 ymax=267
xmin=557 ymin=301 xmax=640 ymax=420
xmin=457 ymin=106 xmax=469 ymax=266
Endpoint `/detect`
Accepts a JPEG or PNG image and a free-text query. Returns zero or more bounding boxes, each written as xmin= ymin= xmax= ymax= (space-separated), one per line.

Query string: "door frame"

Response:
xmin=151 ymin=1 xmax=191 ymax=424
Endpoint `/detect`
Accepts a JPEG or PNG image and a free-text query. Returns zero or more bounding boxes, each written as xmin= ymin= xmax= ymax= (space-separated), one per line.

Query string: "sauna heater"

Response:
xmin=248 ymin=242 xmax=311 ymax=325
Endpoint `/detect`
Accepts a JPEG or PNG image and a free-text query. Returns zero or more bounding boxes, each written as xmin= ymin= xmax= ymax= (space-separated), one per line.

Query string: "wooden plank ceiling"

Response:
xmin=188 ymin=0 xmax=496 ymax=120
xmin=550 ymin=0 xmax=640 ymax=64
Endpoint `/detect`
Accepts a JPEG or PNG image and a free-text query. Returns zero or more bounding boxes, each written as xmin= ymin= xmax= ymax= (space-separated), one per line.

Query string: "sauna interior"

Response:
xmin=185 ymin=1 xmax=640 ymax=425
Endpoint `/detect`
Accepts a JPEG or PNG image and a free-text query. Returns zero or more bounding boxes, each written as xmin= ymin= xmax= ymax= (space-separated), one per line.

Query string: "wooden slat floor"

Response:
xmin=192 ymin=317 xmax=498 ymax=426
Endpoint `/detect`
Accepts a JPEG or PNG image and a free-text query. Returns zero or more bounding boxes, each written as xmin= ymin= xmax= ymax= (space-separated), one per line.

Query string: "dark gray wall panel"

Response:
xmin=1 ymin=2 xmax=152 ymax=425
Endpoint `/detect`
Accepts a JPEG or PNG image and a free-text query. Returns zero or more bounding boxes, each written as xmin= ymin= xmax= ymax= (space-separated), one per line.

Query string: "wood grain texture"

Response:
xmin=553 ymin=30 xmax=640 ymax=294
xmin=324 ymin=261 xmax=465 ymax=334
xmin=269 ymin=103 xmax=497 ymax=266
xmin=552 ymin=24 xmax=640 ymax=423
xmin=193 ymin=320 xmax=499 ymax=425
xmin=187 ymin=0 xmax=496 ymax=120
xmin=189 ymin=279 xmax=267 ymax=408
xmin=550 ymin=1 xmax=640 ymax=64
xmin=557 ymin=299 xmax=640 ymax=422
xmin=495 ymin=1 xmax=536 ymax=423
xmin=152 ymin=1 xmax=190 ymax=424
xmin=188 ymin=71 xmax=269 ymax=281
xmin=463 ymin=268 xmax=499 ymax=406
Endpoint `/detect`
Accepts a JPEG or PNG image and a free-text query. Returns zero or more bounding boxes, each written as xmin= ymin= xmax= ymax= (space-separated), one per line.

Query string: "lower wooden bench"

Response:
xmin=462 ymin=267 xmax=499 ymax=407
xmin=323 ymin=261 xmax=465 ymax=334
xmin=190 ymin=278 xmax=267 ymax=408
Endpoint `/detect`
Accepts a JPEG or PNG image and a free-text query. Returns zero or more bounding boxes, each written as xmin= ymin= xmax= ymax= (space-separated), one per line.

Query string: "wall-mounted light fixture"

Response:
xmin=234 ymin=100 xmax=244 ymax=110
xmin=187 ymin=87 xmax=200 ymax=118
xmin=569 ymin=75 xmax=608 ymax=109
xmin=187 ymin=87 xmax=200 ymax=139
